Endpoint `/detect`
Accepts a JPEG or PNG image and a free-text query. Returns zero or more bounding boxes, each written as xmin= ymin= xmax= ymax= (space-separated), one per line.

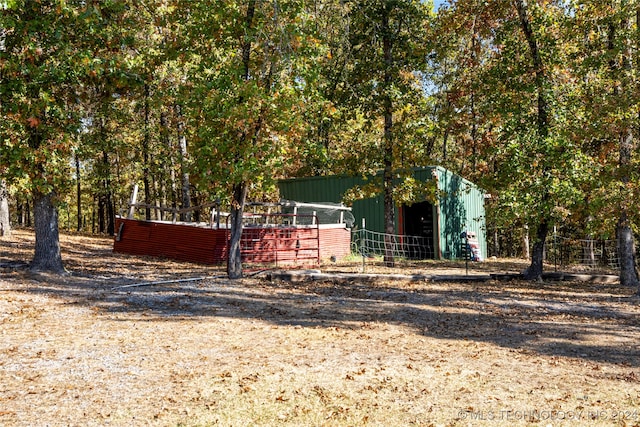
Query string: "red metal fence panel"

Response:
xmin=113 ymin=215 xmax=351 ymax=267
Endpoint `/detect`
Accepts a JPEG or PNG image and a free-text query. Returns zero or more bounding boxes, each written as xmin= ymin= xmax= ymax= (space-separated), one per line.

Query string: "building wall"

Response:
xmin=278 ymin=174 xmax=387 ymax=232
xmin=434 ymin=168 xmax=487 ymax=260
xmin=279 ymin=167 xmax=487 ymax=261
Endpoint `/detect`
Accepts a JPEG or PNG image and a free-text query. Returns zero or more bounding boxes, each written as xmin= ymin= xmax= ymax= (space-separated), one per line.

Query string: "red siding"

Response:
xmin=241 ymin=226 xmax=320 ymax=264
xmin=318 ymin=226 xmax=351 ymax=260
xmin=114 ymin=218 xmax=227 ymax=264
xmin=113 ymin=218 xmax=351 ymax=266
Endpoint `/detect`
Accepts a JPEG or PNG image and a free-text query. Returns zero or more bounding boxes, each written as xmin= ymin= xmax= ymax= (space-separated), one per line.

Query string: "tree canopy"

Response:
xmin=1 ymin=0 xmax=639 ymax=287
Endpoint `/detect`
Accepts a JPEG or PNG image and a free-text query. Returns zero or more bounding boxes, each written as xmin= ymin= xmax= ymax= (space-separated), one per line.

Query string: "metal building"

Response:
xmin=278 ymin=166 xmax=487 ymax=260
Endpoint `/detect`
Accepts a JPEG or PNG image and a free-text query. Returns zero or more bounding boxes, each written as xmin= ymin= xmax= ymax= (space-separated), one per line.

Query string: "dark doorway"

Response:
xmin=403 ymin=201 xmax=435 ymax=259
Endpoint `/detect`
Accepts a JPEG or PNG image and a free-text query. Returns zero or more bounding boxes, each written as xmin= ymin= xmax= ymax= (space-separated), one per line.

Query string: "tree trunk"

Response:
xmin=584 ymin=238 xmax=596 ymax=267
xmin=92 ymin=197 xmax=96 ymax=234
xmin=470 ymin=15 xmax=478 ymax=173
xmin=382 ymin=3 xmax=395 ymax=267
xmin=97 ymin=169 xmax=115 ymax=234
xmin=16 ymin=196 xmax=23 ymax=227
xmin=226 ymin=0 xmax=257 ymax=279
xmin=25 ymin=198 xmax=31 ymax=227
xmin=176 ymin=104 xmax=191 ymax=222
xmin=31 ymin=189 xmax=65 ymax=274
xmin=383 ymin=168 xmax=395 ymax=267
xmin=102 ymin=150 xmax=115 ymax=235
xmin=614 ymin=11 xmax=640 ymax=288
xmin=192 ymin=189 xmax=201 ymax=222
xmin=617 ymin=129 xmax=640 ymax=286
xmin=0 ymin=179 xmax=10 ymax=238
xmin=442 ymin=128 xmax=449 ymax=162
xmin=515 ymin=0 xmax=549 ymax=280
xmin=617 ymin=212 xmax=638 ymax=286
xmin=98 ymin=194 xmax=106 ymax=234
xmin=524 ymin=221 xmax=548 ymax=280
xmin=106 ymin=185 xmax=115 ymax=236
xmin=227 ymin=182 xmax=248 ymax=279
xmin=155 ymin=177 xmax=164 ymax=221
xmin=522 ymin=225 xmax=530 ymax=260
xmin=160 ymin=110 xmax=178 ymax=216
xmin=143 ymin=83 xmax=152 ymax=221
xmin=75 ymin=153 xmax=82 ymax=232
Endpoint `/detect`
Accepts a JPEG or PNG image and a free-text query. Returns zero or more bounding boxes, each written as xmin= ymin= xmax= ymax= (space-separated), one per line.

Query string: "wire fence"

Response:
xmin=353 ymin=226 xmax=623 ymax=272
xmin=351 ymin=228 xmax=435 ymax=260
xmin=486 ymin=225 xmax=622 ymax=271
xmin=546 ymin=237 xmax=619 ymax=270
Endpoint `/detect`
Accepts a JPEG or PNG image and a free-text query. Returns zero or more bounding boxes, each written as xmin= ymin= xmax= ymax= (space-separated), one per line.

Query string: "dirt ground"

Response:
xmin=1 ymin=229 xmax=640 ymax=426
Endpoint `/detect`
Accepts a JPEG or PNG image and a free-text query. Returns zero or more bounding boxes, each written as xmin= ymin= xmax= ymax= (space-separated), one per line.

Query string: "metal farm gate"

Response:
xmin=237 ymin=213 xmax=321 ymax=266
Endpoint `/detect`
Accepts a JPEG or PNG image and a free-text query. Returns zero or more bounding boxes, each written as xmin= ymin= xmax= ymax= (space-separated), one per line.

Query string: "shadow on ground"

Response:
xmin=2 ymin=230 xmax=640 ymax=368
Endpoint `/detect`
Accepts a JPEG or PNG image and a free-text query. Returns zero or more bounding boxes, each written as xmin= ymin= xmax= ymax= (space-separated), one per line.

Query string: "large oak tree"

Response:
xmin=0 ymin=0 xmax=133 ymax=272
xmin=183 ymin=0 xmax=319 ymax=278
xmin=338 ymin=0 xmax=431 ymax=266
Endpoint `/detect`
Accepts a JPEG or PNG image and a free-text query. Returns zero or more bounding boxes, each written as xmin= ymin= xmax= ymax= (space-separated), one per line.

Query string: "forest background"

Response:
xmin=1 ymin=0 xmax=640 ymax=287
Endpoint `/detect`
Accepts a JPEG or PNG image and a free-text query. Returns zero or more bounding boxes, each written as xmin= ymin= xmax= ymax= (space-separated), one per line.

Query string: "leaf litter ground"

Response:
xmin=1 ymin=229 xmax=639 ymax=426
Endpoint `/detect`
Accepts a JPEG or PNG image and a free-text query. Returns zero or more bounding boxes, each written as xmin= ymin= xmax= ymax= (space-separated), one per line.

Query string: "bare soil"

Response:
xmin=1 ymin=229 xmax=639 ymax=426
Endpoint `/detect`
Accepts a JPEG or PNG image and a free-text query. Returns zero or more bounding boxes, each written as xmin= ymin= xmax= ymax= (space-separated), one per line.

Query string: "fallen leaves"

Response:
xmin=1 ymin=230 xmax=640 ymax=425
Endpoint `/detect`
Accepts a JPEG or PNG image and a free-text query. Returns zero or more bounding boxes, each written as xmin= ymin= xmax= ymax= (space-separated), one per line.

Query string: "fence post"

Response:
xmin=553 ymin=226 xmax=557 ymax=271
xmin=361 ymin=218 xmax=366 ymax=273
xmin=128 ymin=184 xmax=138 ymax=219
xmin=464 ymin=231 xmax=469 ymax=276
